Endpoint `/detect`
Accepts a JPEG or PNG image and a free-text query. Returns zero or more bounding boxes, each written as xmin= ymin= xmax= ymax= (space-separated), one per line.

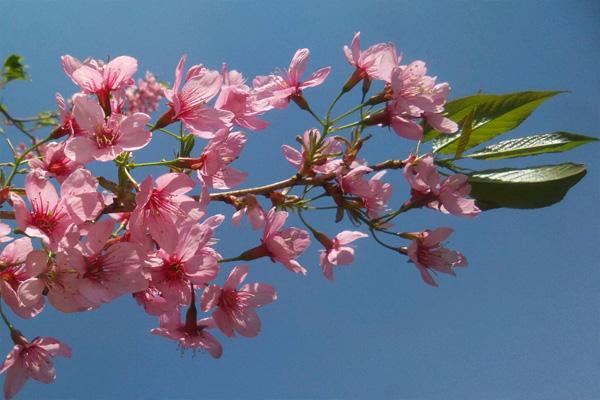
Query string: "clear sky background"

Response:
xmin=1 ymin=1 xmax=599 ymax=399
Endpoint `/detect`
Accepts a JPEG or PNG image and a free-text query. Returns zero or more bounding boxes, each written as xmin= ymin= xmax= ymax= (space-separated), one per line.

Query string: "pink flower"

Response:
xmin=343 ymin=32 xmax=398 ymax=84
xmin=281 ymin=129 xmax=342 ymax=175
xmin=133 ymin=282 xmax=172 ymax=317
xmin=181 ymin=129 xmax=247 ymax=190
xmin=51 ymin=93 xmax=77 ymax=138
xmin=215 ymin=63 xmax=271 ymax=131
xmin=11 ymin=171 xmax=103 ymax=249
xmin=253 ymin=48 xmax=331 ymax=109
xmin=128 ymin=173 xmax=202 ymax=250
xmin=387 ymin=62 xmax=457 ymax=139
xmin=338 ymin=164 xmax=392 ymax=219
xmin=318 ymin=231 xmax=368 ymax=281
xmin=124 ymin=71 xmax=164 ymax=114
xmin=403 ymin=154 xmax=480 ymax=217
xmin=157 ymin=55 xmax=233 ymax=138
xmin=65 ymin=95 xmax=151 ymax=163
xmin=151 ymin=292 xmax=222 ymax=358
xmin=148 ymin=222 xmax=220 ymax=308
xmin=0 ymin=240 xmax=46 ymax=319
xmin=61 ymin=219 xmax=147 ymax=306
xmin=406 ymin=227 xmax=467 ymax=287
xmin=61 ymin=55 xmax=137 ymax=112
xmin=249 ymin=208 xmax=310 ymax=275
xmin=28 ymin=142 xmax=83 ymax=183
xmin=231 ymin=195 xmax=266 ymax=230
xmin=201 ymin=265 xmax=276 ymax=337
xmin=364 ymin=61 xmax=458 ymax=140
xmin=0 ymin=334 xmax=71 ymax=400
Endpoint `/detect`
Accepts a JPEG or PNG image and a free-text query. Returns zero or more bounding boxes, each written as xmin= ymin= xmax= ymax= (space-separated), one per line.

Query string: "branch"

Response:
xmin=209 ymin=159 xmax=405 ymax=201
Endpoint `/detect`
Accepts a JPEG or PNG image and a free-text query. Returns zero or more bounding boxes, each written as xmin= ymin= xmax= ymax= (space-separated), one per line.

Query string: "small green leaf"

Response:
xmin=2 ymin=54 xmax=28 ymax=83
xmin=468 ymin=163 xmax=586 ymax=210
xmin=463 ymin=132 xmax=598 ymax=160
xmin=428 ymin=91 xmax=563 ymax=154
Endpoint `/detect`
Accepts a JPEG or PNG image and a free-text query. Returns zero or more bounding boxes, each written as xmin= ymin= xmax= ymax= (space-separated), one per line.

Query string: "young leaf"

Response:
xmin=429 ymin=91 xmax=563 ymax=154
xmin=468 ymin=163 xmax=586 ymax=210
xmin=2 ymin=54 xmax=28 ymax=83
xmin=463 ymin=132 xmax=598 ymax=160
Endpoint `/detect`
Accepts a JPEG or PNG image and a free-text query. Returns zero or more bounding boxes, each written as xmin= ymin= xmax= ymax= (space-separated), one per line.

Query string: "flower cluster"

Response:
xmin=0 ymin=33 xmax=477 ymax=398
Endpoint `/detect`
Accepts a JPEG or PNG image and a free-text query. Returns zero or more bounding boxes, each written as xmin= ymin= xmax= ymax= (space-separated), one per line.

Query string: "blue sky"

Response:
xmin=1 ymin=1 xmax=599 ymax=399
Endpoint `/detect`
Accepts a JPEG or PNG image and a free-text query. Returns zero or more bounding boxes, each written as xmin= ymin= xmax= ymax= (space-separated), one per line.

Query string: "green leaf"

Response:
xmin=453 ymin=107 xmax=476 ymax=159
xmin=468 ymin=163 xmax=586 ymax=210
xmin=2 ymin=54 xmax=28 ymax=83
xmin=428 ymin=91 xmax=563 ymax=154
xmin=463 ymin=132 xmax=598 ymax=160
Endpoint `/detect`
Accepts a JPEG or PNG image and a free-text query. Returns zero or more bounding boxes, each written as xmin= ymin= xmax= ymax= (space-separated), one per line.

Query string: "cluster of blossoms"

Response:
xmin=0 ymin=32 xmax=480 ymax=398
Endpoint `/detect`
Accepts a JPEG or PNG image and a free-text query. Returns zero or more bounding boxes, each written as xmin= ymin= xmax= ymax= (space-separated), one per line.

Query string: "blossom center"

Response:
xmin=30 ymin=199 xmax=65 ymax=234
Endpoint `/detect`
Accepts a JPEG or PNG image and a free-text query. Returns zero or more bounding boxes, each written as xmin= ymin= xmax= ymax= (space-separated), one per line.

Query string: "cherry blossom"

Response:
xmin=147 ymin=222 xmax=220 ymax=308
xmin=28 ymin=142 xmax=82 ymax=183
xmin=128 ymin=173 xmax=202 ymax=250
xmin=0 ymin=333 xmax=71 ymax=400
xmin=124 ymin=71 xmax=164 ymax=114
xmin=11 ymin=171 xmax=103 ymax=249
xmin=65 ymin=94 xmax=151 ymax=163
xmin=317 ymin=231 xmax=368 ymax=281
xmin=403 ymin=154 xmax=480 ymax=217
xmin=343 ymin=32 xmax=398 ymax=87
xmin=281 ymin=128 xmax=342 ymax=175
xmin=231 ymin=195 xmax=266 ymax=230
xmin=253 ymin=48 xmax=331 ymax=109
xmin=215 ymin=63 xmax=271 ymax=131
xmin=201 ymin=265 xmax=276 ymax=337
xmin=61 ymin=54 xmax=137 ymax=112
xmin=156 ymin=55 xmax=233 ymax=138
xmin=406 ymin=227 xmax=468 ymax=287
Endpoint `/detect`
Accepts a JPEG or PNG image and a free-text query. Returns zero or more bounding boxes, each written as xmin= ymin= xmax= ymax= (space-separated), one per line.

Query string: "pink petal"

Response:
xmin=182 ymin=107 xmax=234 ymax=139
xmin=104 ymin=56 xmax=137 ymax=90
xmin=420 ymin=268 xmax=438 ymax=287
xmin=180 ymin=69 xmax=223 ymax=110
xmin=231 ymin=308 xmax=261 ymax=338
xmin=423 ymin=227 xmax=453 ymax=247
xmin=72 ymin=65 xmax=104 ymax=93
xmin=242 ymin=282 xmax=277 ymax=308
xmin=288 ymin=48 xmax=310 ymax=85
xmin=83 ymin=219 xmax=114 ymax=255
xmin=300 ymin=67 xmax=331 ymax=89
xmin=224 ymin=265 xmax=248 ymax=291
xmin=0 ymin=346 xmax=20 ymax=374
xmin=264 ymin=208 xmax=288 ymax=239
xmin=35 ymin=337 xmax=72 ymax=358
xmin=118 ymin=113 xmax=152 ymax=151
xmin=335 ymin=230 xmax=368 ymax=245
xmin=64 ymin=136 xmax=99 ymax=164
xmin=425 ymin=112 xmax=458 ymax=134
xmin=200 ymin=330 xmax=223 ymax=358
xmin=212 ymin=307 xmax=235 ymax=337
xmin=25 ymin=173 xmax=59 ymax=208
xmin=155 ymin=172 xmax=195 ymax=195
xmin=61 ymin=55 xmax=83 ymax=80
xmin=172 ymin=54 xmax=187 ymax=95
xmin=281 ymin=145 xmax=303 ymax=168
xmin=200 ymin=284 xmax=222 ymax=312
xmin=4 ymin=357 xmax=28 ymax=400
xmin=390 ymin=116 xmax=423 ymax=140
xmin=328 ymin=246 xmax=355 ymax=266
